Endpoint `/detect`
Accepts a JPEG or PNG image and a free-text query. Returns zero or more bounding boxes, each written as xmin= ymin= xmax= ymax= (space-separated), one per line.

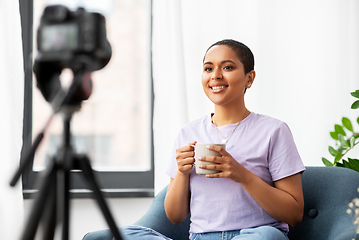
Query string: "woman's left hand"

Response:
xmin=198 ymin=145 xmax=245 ymax=183
xmin=199 ymin=145 xmax=304 ymax=227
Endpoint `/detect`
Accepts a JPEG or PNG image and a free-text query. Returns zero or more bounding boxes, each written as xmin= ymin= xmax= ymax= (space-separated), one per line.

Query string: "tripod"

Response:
xmin=11 ymin=71 xmax=123 ymax=240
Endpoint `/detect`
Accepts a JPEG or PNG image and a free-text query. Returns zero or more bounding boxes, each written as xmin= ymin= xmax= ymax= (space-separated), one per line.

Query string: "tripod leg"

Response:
xmin=57 ymin=166 xmax=71 ymax=240
xmin=76 ymin=154 xmax=123 ymax=240
xmin=41 ymin=173 xmax=57 ymax=239
xmin=21 ymin=160 xmax=57 ymax=240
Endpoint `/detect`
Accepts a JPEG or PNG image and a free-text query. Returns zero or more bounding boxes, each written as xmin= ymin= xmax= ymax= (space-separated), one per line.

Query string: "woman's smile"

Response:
xmin=210 ymin=85 xmax=228 ymax=93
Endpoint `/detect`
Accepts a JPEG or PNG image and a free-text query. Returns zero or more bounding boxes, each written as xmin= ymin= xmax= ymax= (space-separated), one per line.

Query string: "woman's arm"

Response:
xmin=240 ymin=170 xmax=304 ymax=227
xmin=164 ymin=176 xmax=190 ymax=225
xmin=200 ymin=145 xmax=304 ymax=227
xmin=164 ymin=142 xmax=196 ymax=225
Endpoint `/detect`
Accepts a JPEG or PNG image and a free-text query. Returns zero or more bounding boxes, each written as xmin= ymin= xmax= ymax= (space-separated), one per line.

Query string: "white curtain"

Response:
xmin=153 ymin=0 xmax=359 ymax=193
xmin=0 ymin=0 xmax=25 ymax=239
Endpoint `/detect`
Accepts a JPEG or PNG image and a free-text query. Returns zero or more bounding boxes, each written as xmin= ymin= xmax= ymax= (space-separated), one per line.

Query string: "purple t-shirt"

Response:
xmin=165 ymin=112 xmax=305 ymax=235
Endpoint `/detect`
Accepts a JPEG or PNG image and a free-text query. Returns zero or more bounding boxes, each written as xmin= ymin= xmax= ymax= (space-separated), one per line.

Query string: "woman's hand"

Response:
xmin=197 ymin=145 xmax=245 ymax=182
xmin=175 ymin=141 xmax=196 ymax=175
xmin=165 ymin=141 xmax=197 ymax=225
xmin=198 ymin=145 xmax=304 ymax=227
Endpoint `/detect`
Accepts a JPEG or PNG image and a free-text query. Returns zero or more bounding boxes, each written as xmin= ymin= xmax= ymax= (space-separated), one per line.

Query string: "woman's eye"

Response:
xmin=224 ymin=66 xmax=233 ymax=70
xmin=204 ymin=67 xmax=212 ymax=72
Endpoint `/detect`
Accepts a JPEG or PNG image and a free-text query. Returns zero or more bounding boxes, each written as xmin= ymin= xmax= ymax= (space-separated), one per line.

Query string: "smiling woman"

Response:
xmin=201 ymin=42 xmax=255 ymax=123
xmin=160 ymin=39 xmax=305 ymax=240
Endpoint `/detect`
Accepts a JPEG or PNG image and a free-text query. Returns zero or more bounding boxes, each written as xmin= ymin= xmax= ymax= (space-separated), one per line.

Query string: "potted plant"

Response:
xmin=322 ymin=90 xmax=359 ymax=172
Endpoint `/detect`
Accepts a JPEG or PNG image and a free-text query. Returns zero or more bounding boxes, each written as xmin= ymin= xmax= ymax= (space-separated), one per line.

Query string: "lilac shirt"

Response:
xmin=165 ymin=112 xmax=305 ymax=235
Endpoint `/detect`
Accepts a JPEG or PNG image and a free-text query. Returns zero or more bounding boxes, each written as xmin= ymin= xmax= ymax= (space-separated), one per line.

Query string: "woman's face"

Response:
xmin=201 ymin=45 xmax=254 ymax=107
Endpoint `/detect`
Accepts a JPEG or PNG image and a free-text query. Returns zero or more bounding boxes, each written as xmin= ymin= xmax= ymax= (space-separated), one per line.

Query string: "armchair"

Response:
xmin=83 ymin=167 xmax=359 ymax=240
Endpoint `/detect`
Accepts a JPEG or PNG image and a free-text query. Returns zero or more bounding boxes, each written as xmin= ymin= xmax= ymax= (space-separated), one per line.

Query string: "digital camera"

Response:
xmin=36 ymin=5 xmax=111 ymax=71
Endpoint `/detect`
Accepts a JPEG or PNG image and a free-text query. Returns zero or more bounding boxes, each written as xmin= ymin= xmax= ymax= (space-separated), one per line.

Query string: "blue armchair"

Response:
xmin=83 ymin=167 xmax=359 ymax=240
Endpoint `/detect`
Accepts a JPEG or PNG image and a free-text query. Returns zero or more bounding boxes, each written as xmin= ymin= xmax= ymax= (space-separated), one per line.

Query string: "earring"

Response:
xmin=247 ymin=84 xmax=251 ymax=87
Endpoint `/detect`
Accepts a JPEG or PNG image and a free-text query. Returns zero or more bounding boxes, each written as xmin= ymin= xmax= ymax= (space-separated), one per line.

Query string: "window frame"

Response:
xmin=19 ymin=0 xmax=155 ymax=199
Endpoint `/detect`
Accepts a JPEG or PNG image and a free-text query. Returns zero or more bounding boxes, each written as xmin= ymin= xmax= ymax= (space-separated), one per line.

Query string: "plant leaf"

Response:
xmin=338 ymin=158 xmax=359 ymax=173
xmin=342 ymin=117 xmax=353 ymax=132
xmin=336 ymin=161 xmax=347 ymax=168
xmin=351 ymin=90 xmax=359 ymax=99
xmin=350 ymin=137 xmax=355 ymax=148
xmin=330 ymin=131 xmax=339 ymax=140
xmin=328 ymin=146 xmax=339 ymax=157
xmin=335 ymin=124 xmax=346 ymax=136
xmin=351 ymin=100 xmax=359 ymax=109
xmin=357 ymin=117 xmax=359 ymax=125
xmin=334 ymin=152 xmax=343 ymax=163
xmin=322 ymin=157 xmax=333 ymax=166
xmin=347 ymin=158 xmax=359 ymax=172
xmin=338 ymin=134 xmax=349 ymax=148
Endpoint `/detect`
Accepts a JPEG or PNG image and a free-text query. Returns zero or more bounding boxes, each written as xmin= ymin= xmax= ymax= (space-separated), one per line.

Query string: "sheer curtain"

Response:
xmin=153 ymin=0 xmax=359 ymax=193
xmin=0 ymin=0 xmax=24 ymax=239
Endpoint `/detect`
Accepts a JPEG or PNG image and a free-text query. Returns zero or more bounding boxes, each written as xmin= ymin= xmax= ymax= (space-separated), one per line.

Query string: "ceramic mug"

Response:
xmin=194 ymin=143 xmax=225 ymax=175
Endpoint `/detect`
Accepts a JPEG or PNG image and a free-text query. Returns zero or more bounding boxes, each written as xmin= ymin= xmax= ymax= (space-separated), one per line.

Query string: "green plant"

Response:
xmin=322 ymin=90 xmax=359 ymax=172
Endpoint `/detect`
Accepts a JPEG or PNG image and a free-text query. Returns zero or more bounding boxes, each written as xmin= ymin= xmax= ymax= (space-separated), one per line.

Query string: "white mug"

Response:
xmin=194 ymin=143 xmax=226 ymax=175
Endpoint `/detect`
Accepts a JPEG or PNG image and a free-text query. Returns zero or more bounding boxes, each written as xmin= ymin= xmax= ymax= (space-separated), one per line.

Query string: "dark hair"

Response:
xmin=204 ymin=39 xmax=255 ymax=74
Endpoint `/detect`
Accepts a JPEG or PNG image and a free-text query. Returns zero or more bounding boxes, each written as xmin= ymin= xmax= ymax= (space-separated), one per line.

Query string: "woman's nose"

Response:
xmin=211 ymin=69 xmax=222 ymax=80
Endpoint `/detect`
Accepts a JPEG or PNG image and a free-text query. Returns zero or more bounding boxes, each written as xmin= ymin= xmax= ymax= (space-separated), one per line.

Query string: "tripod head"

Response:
xmin=33 ymin=60 xmax=94 ymax=111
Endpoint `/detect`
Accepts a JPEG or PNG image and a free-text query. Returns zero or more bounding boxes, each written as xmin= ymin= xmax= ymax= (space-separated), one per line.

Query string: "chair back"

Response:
xmin=288 ymin=167 xmax=359 ymax=240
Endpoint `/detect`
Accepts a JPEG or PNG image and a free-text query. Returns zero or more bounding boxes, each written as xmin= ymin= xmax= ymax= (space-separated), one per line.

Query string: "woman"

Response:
xmin=83 ymin=39 xmax=305 ymax=240
xmin=164 ymin=39 xmax=305 ymax=240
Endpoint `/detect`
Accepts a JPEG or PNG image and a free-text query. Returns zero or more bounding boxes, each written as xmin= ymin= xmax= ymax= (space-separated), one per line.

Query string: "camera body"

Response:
xmin=36 ymin=5 xmax=111 ymax=71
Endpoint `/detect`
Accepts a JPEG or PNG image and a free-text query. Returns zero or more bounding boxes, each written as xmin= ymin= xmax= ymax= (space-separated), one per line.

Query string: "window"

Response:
xmin=19 ymin=0 xmax=154 ymax=198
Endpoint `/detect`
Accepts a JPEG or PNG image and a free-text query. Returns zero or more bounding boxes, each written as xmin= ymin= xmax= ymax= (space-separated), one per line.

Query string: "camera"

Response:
xmin=33 ymin=5 xmax=112 ymax=103
xmin=36 ymin=5 xmax=111 ymax=71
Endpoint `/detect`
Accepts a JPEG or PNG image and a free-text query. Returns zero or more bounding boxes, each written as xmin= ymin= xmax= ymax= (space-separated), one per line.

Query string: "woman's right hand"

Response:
xmin=166 ymin=141 xmax=196 ymax=224
xmin=176 ymin=141 xmax=197 ymax=175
